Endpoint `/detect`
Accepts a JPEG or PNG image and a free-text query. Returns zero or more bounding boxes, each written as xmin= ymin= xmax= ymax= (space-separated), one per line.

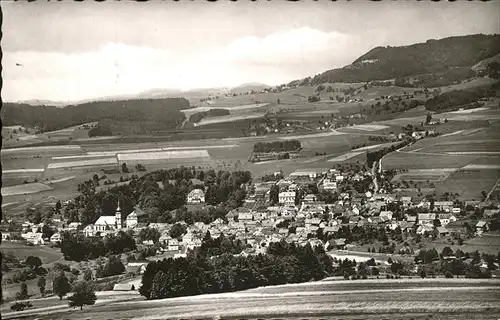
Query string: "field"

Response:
xmin=3 ymin=279 xmax=499 ymax=320
xmin=435 ymin=169 xmax=500 ymax=200
xmin=2 ymin=183 xmax=54 ymax=196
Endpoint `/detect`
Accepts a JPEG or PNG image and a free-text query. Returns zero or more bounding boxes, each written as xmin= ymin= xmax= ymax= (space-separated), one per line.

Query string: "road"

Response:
xmin=5 ymin=279 xmax=500 ymax=320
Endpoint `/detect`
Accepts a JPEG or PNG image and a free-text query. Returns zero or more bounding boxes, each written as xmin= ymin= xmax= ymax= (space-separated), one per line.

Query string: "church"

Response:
xmin=83 ymin=203 xmax=148 ymax=237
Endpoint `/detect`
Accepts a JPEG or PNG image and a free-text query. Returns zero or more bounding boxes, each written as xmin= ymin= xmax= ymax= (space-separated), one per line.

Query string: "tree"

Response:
xmin=25 ymin=256 xmax=42 ymax=271
xmin=441 ymin=246 xmax=454 ymax=258
xmin=37 ymin=276 xmax=46 ymax=297
xmin=16 ymin=282 xmax=29 ymax=300
xmin=53 ymin=271 xmax=71 ymax=300
xmin=67 ymin=281 xmax=97 ymax=310
xmin=425 ymin=113 xmax=432 ymax=125
xmin=83 ymin=269 xmax=93 ymax=281
xmin=269 ymin=185 xmax=279 ymax=205
xmin=169 ymin=223 xmax=187 ymax=239
xmin=420 ymin=269 xmax=427 ymax=278
xmin=139 ymin=227 xmax=161 ymax=244
xmin=55 ymin=200 xmax=62 ymax=214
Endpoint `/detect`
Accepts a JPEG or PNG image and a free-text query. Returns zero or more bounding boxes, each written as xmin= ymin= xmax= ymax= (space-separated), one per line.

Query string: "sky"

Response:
xmin=2 ymin=1 xmax=499 ymax=102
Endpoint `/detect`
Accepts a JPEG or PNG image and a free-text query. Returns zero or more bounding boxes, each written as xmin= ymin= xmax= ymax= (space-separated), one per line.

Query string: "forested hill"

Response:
xmin=311 ymin=34 xmax=500 ymax=85
xmin=1 ymin=98 xmax=190 ymax=133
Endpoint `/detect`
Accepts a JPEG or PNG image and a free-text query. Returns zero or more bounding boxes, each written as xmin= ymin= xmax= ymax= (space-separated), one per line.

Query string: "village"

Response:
xmin=4 ymin=161 xmax=497 ymax=276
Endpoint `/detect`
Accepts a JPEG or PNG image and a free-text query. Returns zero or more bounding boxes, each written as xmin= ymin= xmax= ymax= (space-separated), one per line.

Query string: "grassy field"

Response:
xmin=382 ymin=152 xmax=479 ymax=170
xmin=5 ymin=279 xmax=499 ymax=320
xmin=436 ymin=169 xmax=500 ymax=200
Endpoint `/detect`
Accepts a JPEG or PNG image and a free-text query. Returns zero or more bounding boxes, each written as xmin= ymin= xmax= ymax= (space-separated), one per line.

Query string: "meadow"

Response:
xmin=8 ymin=279 xmax=499 ymax=320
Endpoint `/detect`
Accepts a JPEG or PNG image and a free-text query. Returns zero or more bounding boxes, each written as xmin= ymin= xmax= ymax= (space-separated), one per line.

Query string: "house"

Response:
xmin=401 ymin=196 xmax=412 ymax=208
xmin=167 ymin=239 xmax=180 ymax=251
xmin=66 ymin=222 xmax=82 ymax=231
xmin=50 ymin=232 xmax=62 ymax=243
xmin=418 ymin=213 xmax=436 ymax=226
xmin=303 ymin=194 xmax=318 ymax=203
xmin=434 ymin=201 xmax=454 ymax=212
xmin=113 ymin=284 xmax=136 ymax=291
xmin=406 ymin=216 xmax=417 ymax=224
xmin=484 ymin=209 xmax=500 ymax=218
xmin=438 ymin=214 xmax=457 ymax=226
xmin=476 ymin=221 xmax=488 ymax=234
xmin=322 ymin=179 xmax=337 ymax=191
xmin=289 ymin=170 xmax=318 ymax=180
xmin=323 ymin=226 xmax=339 ymax=235
xmin=126 ymin=207 xmax=148 ymax=228
xmin=279 ymin=191 xmax=296 ymax=206
xmin=187 ymin=189 xmax=205 ymax=204
xmin=21 ymin=232 xmax=45 ymax=245
xmin=416 ymin=225 xmax=434 ymax=235
xmin=238 ymin=212 xmax=254 ymax=222
xmin=327 ymin=238 xmax=346 ymax=250
xmin=379 ymin=211 xmax=393 ymax=221
xmin=451 ymin=207 xmax=461 ymax=215
xmin=436 ymin=227 xmax=450 ymax=237
xmin=305 ymin=218 xmax=321 ymax=229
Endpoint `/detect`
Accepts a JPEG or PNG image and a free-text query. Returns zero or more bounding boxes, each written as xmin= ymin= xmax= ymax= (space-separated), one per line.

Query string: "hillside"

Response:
xmin=1 ymin=98 xmax=190 ymax=133
xmin=311 ymin=34 xmax=500 ymax=85
xmin=230 ymin=83 xmax=270 ymax=95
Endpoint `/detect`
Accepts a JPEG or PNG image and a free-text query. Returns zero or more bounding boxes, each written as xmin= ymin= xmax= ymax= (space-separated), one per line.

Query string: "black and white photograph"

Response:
xmin=1 ymin=1 xmax=500 ymax=319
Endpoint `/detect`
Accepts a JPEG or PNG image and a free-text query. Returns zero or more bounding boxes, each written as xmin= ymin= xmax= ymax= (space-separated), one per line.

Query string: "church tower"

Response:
xmin=115 ymin=201 xmax=122 ymax=229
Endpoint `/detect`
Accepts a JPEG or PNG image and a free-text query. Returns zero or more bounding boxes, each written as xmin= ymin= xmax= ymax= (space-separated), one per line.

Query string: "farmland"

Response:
xmin=4 ymin=279 xmax=499 ymax=320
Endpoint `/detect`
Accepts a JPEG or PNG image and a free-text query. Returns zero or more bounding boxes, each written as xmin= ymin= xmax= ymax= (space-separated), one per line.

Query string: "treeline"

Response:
xmin=139 ymin=240 xmax=333 ymax=299
xmin=415 ymin=247 xmax=498 ymax=279
xmin=311 ymin=34 xmax=500 ymax=84
xmin=394 ymin=68 xmax=476 ymax=88
xmin=60 ymin=231 xmax=136 ymax=261
xmin=253 ymin=140 xmax=301 ymax=153
xmin=366 ymin=141 xmax=410 ymax=168
xmin=1 ymin=98 xmax=189 ymax=133
xmin=425 ymin=83 xmax=498 ymax=112
xmin=88 ymin=121 xmax=113 ymax=137
xmin=189 ymin=109 xmax=230 ymax=123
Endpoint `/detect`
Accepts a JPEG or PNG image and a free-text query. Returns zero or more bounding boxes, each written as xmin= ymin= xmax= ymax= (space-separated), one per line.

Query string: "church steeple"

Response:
xmin=116 ymin=201 xmax=122 ymax=229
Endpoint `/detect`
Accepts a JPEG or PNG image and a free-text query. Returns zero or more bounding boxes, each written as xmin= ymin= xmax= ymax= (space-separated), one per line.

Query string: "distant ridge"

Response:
xmin=307 ymin=34 xmax=500 ymax=85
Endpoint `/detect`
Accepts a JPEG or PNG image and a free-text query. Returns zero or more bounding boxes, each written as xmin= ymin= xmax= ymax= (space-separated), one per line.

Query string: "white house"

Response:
xmin=322 ymin=179 xmax=337 ymax=190
xmin=50 ymin=232 xmax=62 ymax=243
xmin=379 ymin=211 xmax=393 ymax=221
xmin=187 ymin=189 xmax=205 ymax=204
xmin=279 ymin=191 xmax=296 ymax=206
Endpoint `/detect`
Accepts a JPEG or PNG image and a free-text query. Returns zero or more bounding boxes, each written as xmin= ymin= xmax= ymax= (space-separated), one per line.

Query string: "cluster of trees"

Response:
xmin=363 ymin=99 xmax=424 ymax=117
xmin=310 ymin=34 xmax=500 ymax=84
xmin=366 ymin=140 xmax=411 ymax=168
xmin=416 ymin=247 xmax=499 ymax=279
xmin=253 ymin=140 xmax=301 ymax=153
xmin=394 ymin=67 xmax=476 ymax=88
xmin=261 ymin=171 xmax=284 ymax=182
xmin=307 ymin=95 xmax=321 ymax=102
xmin=95 ymin=256 xmax=126 ymax=278
xmin=8 ymin=256 xmax=47 ymax=284
xmin=61 ymin=231 xmax=136 ymax=261
xmin=425 ymin=85 xmax=496 ymax=112
xmin=198 ymin=232 xmax=246 ymax=257
xmin=1 ymin=98 xmax=190 ymax=133
xmin=140 ymin=240 xmax=333 ymax=300
xmin=88 ymin=121 xmax=113 ymax=137
xmin=189 ymin=109 xmax=230 ymax=123
xmin=63 ymin=166 xmax=251 ymax=228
